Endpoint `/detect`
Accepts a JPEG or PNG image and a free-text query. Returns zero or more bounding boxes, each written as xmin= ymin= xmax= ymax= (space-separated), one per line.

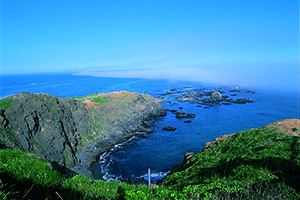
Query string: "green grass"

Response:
xmin=67 ymin=93 xmax=100 ymax=100
xmin=34 ymin=94 xmax=41 ymax=101
xmin=50 ymin=102 xmax=56 ymax=109
xmin=0 ymin=99 xmax=13 ymax=110
xmin=0 ymin=148 xmax=187 ymax=199
xmin=91 ymin=96 xmax=111 ymax=105
xmin=1 ymin=126 xmax=299 ymax=199
xmin=161 ymin=126 xmax=300 ymax=199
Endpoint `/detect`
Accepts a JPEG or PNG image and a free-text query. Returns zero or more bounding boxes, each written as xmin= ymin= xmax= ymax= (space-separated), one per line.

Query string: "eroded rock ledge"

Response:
xmin=0 ymin=91 xmax=166 ymax=177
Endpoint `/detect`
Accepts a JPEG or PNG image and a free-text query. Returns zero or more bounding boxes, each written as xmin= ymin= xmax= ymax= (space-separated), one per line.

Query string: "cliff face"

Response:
xmin=0 ymin=91 xmax=165 ymax=176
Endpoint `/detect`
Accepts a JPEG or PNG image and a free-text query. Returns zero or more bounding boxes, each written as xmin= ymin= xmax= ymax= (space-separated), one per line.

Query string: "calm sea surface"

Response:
xmin=1 ymin=74 xmax=299 ymax=182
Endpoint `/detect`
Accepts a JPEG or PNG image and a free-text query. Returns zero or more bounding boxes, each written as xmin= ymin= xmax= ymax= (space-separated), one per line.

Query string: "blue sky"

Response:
xmin=1 ymin=0 xmax=299 ymax=91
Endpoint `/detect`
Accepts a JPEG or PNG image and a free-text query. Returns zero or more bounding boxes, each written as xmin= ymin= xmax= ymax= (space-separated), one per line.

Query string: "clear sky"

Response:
xmin=0 ymin=0 xmax=299 ymax=91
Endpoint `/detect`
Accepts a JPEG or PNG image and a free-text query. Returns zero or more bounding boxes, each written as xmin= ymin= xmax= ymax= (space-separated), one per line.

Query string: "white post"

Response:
xmin=148 ymin=168 xmax=151 ymax=186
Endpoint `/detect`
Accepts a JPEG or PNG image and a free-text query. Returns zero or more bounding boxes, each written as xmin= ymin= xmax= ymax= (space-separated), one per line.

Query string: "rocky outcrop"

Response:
xmin=159 ymin=87 xmax=255 ymax=106
xmin=266 ymin=119 xmax=299 ymax=136
xmin=165 ymin=152 xmax=195 ymax=176
xmin=0 ymin=91 xmax=166 ymax=177
xmin=210 ymin=91 xmax=222 ymax=102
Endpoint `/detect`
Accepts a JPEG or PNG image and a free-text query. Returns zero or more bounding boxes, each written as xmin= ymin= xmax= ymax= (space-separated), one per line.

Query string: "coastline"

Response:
xmin=0 ymin=91 xmax=166 ymax=178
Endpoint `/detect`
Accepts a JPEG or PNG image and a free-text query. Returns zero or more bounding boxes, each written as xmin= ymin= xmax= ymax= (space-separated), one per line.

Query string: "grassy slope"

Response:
xmin=1 ymin=126 xmax=299 ymax=199
xmin=162 ymin=126 xmax=300 ymax=199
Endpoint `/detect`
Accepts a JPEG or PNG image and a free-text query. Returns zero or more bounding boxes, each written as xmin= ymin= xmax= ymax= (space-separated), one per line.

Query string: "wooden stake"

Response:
xmin=148 ymin=168 xmax=151 ymax=186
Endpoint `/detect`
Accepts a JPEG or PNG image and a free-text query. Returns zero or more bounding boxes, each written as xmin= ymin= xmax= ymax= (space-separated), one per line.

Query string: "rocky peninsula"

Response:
xmin=0 ymin=91 xmax=166 ymax=177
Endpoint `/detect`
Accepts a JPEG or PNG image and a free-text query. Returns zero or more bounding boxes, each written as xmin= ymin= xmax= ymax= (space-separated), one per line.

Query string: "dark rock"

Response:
xmin=144 ymin=117 xmax=154 ymax=122
xmin=170 ymin=109 xmax=177 ymax=113
xmin=179 ymin=107 xmax=183 ymax=109
xmin=130 ymin=142 xmax=136 ymax=145
xmin=143 ymin=128 xmax=154 ymax=134
xmin=176 ymin=114 xmax=186 ymax=118
xmin=210 ymin=91 xmax=222 ymax=102
xmin=176 ymin=113 xmax=187 ymax=118
xmin=120 ymin=151 xmax=126 ymax=155
xmin=222 ymin=102 xmax=232 ymax=105
xmin=231 ymin=94 xmax=237 ymax=96
xmin=204 ymin=106 xmax=210 ymax=108
xmin=196 ymin=105 xmax=202 ymax=107
xmin=163 ymin=126 xmax=176 ymax=131
xmin=186 ymin=113 xmax=196 ymax=118
xmin=184 ymin=120 xmax=192 ymax=123
xmin=135 ymin=134 xmax=149 ymax=138
xmin=159 ymin=152 xmax=195 ymax=182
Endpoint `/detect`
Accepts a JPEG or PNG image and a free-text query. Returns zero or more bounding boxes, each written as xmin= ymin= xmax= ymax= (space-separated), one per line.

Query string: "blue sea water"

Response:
xmin=0 ymin=74 xmax=299 ymax=182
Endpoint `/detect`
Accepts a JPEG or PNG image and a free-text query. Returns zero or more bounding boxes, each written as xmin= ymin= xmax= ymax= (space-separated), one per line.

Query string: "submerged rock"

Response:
xmin=175 ymin=111 xmax=187 ymax=118
xmin=176 ymin=113 xmax=187 ymax=118
xmin=163 ymin=126 xmax=176 ymax=131
xmin=186 ymin=113 xmax=196 ymax=118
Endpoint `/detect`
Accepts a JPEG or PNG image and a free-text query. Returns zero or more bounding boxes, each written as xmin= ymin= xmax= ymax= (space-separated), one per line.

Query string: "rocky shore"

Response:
xmin=0 ymin=91 xmax=166 ymax=177
xmin=158 ymin=86 xmax=255 ymax=106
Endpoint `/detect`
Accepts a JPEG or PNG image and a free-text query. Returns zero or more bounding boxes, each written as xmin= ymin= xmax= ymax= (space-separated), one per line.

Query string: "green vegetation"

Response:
xmin=34 ymin=94 xmax=41 ymax=101
xmin=67 ymin=93 xmax=101 ymax=100
xmin=0 ymin=148 xmax=187 ymax=199
xmin=0 ymin=99 xmax=13 ymax=110
xmin=50 ymin=102 xmax=56 ymax=109
xmin=117 ymin=94 xmax=129 ymax=105
xmin=43 ymin=94 xmax=50 ymax=100
xmin=162 ymin=126 xmax=300 ymax=199
xmin=0 ymin=126 xmax=299 ymax=199
xmin=93 ymin=109 xmax=99 ymax=114
xmin=91 ymin=96 xmax=111 ymax=105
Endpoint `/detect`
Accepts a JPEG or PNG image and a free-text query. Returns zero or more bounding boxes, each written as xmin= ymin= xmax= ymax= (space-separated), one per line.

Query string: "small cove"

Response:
xmin=1 ymin=74 xmax=299 ymax=183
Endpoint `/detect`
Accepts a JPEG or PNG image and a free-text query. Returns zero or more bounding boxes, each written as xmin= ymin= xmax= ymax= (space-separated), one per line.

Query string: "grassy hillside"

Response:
xmin=161 ymin=126 xmax=300 ymax=199
xmin=1 ymin=125 xmax=299 ymax=199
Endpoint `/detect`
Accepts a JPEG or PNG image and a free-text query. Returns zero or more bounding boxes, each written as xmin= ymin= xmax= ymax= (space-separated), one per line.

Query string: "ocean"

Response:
xmin=0 ymin=74 xmax=299 ymax=182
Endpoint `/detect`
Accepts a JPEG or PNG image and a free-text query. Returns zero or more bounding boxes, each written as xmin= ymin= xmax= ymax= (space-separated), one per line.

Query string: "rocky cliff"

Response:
xmin=0 ymin=91 xmax=166 ymax=177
